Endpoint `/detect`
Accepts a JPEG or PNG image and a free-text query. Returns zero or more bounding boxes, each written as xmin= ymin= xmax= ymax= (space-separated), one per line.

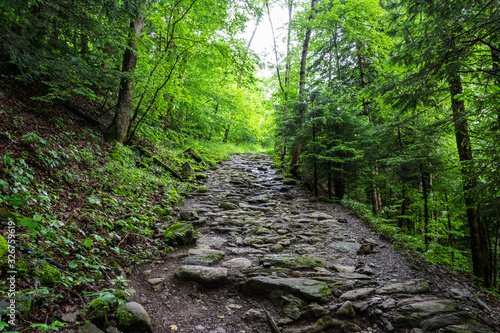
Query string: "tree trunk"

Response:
xmin=208 ymin=103 xmax=218 ymax=141
xmin=290 ymin=0 xmax=317 ymax=174
xmin=106 ymin=15 xmax=144 ymax=143
xmin=449 ymin=70 xmax=491 ymax=287
xmin=421 ymin=164 xmax=429 ymax=250
xmin=223 ymin=117 xmax=232 ymax=143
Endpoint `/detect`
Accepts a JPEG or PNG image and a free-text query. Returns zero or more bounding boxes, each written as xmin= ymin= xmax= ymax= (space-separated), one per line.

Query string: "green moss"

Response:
xmin=196 ymin=186 xmax=209 ymax=193
xmin=37 ymin=261 xmax=62 ymax=285
xmin=116 ymin=306 xmax=136 ymax=327
xmin=261 ymin=254 xmax=323 ymax=269
xmin=87 ymin=297 xmax=110 ymax=326
xmin=17 ymin=296 xmax=32 ymax=317
xmin=16 ymin=259 xmax=29 ymax=277
xmin=136 ymin=162 xmax=148 ymax=169
xmin=154 ymin=207 xmax=166 ymax=215
xmin=194 ymin=173 xmax=208 ymax=180
xmin=283 ymin=178 xmax=297 ymax=185
xmin=0 ymin=235 xmax=8 ymax=259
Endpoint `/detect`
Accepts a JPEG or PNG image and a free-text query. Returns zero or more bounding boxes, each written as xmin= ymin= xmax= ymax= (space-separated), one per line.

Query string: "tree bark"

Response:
xmin=208 ymin=103 xmax=218 ymax=141
xmin=290 ymin=0 xmax=317 ymax=175
xmin=449 ymin=70 xmax=491 ymax=287
xmin=106 ymin=15 xmax=144 ymax=143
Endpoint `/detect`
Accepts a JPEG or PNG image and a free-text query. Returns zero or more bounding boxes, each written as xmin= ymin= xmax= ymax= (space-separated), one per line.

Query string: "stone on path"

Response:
xmin=181 ymin=253 xmax=223 ymax=266
xmin=244 ymin=276 xmax=331 ymax=303
xmin=78 ymin=323 xmax=104 ymax=333
xmin=261 ymin=254 xmax=323 ymax=269
xmin=336 ymin=301 xmax=355 ymax=318
xmin=378 ymin=279 xmax=431 ymax=294
xmin=188 ymin=248 xmax=225 ymax=256
xmin=116 ymin=302 xmax=153 ymax=333
xmin=175 ymin=265 xmax=227 ymax=287
xmin=339 ymin=288 xmax=376 ymax=301
xmin=197 ymin=236 xmax=227 ymax=249
xmin=328 ymin=241 xmax=360 ymax=254
xmin=221 ymin=258 xmax=252 ymax=269
xmin=393 ymin=299 xmax=460 ymax=328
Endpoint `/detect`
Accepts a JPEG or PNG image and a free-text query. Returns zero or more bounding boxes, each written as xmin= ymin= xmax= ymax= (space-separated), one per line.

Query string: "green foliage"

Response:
xmin=36 ymin=261 xmax=62 ymax=285
xmin=20 ymin=132 xmax=47 ymax=145
xmin=163 ymin=223 xmax=199 ymax=247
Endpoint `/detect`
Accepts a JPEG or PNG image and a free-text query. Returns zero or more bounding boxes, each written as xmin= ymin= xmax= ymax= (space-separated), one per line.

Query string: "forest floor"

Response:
xmin=123 ymin=154 xmax=500 ymax=333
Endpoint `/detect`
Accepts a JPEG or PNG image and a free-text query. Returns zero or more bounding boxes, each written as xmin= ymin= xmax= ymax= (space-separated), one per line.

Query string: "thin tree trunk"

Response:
xmin=421 ymin=164 xmax=429 ymax=250
xmin=291 ymin=0 xmax=317 ymax=175
xmin=449 ymin=69 xmax=491 ymax=287
xmin=106 ymin=15 xmax=144 ymax=143
xmin=444 ymin=189 xmax=455 ymax=264
xmin=208 ymin=103 xmax=218 ymax=141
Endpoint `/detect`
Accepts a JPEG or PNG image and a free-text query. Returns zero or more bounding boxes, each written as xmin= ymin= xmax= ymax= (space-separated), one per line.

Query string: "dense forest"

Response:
xmin=264 ymin=0 xmax=500 ymax=289
xmin=0 ymin=0 xmax=500 ymax=331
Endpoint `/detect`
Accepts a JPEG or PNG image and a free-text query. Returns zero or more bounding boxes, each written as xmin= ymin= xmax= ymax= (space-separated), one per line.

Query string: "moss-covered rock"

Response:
xmin=261 ymin=254 xmax=323 ymax=269
xmin=86 ymin=297 xmax=111 ymax=327
xmin=116 ymin=302 xmax=153 ymax=332
xmin=36 ymin=261 xmax=62 ymax=285
xmin=283 ymin=178 xmax=297 ymax=185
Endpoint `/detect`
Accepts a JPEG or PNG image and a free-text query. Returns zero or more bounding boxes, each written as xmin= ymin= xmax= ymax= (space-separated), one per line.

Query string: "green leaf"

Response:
xmin=84 ymin=238 xmax=93 ymax=248
xmin=19 ymin=217 xmax=39 ymax=231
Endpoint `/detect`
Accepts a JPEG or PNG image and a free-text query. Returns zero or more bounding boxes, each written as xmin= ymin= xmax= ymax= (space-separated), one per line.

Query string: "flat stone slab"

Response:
xmin=181 ymin=253 xmax=223 ymax=266
xmin=197 ymin=236 xmax=227 ymax=249
xmin=221 ymin=258 xmax=253 ymax=269
xmin=336 ymin=273 xmax=372 ymax=280
xmin=188 ymin=248 xmax=225 ymax=256
xmin=393 ymin=299 xmax=460 ymax=328
xmin=330 ymin=264 xmax=356 ymax=273
xmin=378 ymin=279 xmax=431 ymax=294
xmin=302 ymin=212 xmax=335 ymax=220
xmin=175 ymin=265 xmax=227 ymax=287
xmin=328 ymin=241 xmax=360 ymax=254
xmin=261 ymin=254 xmax=323 ymax=269
xmin=244 ymin=276 xmax=331 ymax=303
xmin=339 ymin=288 xmax=376 ymax=301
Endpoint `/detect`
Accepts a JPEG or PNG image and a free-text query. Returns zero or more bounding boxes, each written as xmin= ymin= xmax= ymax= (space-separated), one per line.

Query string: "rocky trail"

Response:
xmin=120 ymin=154 xmax=500 ymax=333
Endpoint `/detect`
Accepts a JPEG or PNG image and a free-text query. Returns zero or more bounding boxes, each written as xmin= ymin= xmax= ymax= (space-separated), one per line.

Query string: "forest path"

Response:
xmin=127 ymin=153 xmax=499 ymax=333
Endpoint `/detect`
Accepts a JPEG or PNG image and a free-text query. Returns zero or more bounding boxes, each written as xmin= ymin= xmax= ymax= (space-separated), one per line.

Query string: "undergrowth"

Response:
xmin=0 ymin=111 xmax=262 ymax=331
xmin=341 ymin=199 xmax=472 ymax=274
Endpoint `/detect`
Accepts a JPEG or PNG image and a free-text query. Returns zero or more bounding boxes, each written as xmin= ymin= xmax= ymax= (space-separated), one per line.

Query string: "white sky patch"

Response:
xmin=240 ymin=2 xmax=290 ymax=78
